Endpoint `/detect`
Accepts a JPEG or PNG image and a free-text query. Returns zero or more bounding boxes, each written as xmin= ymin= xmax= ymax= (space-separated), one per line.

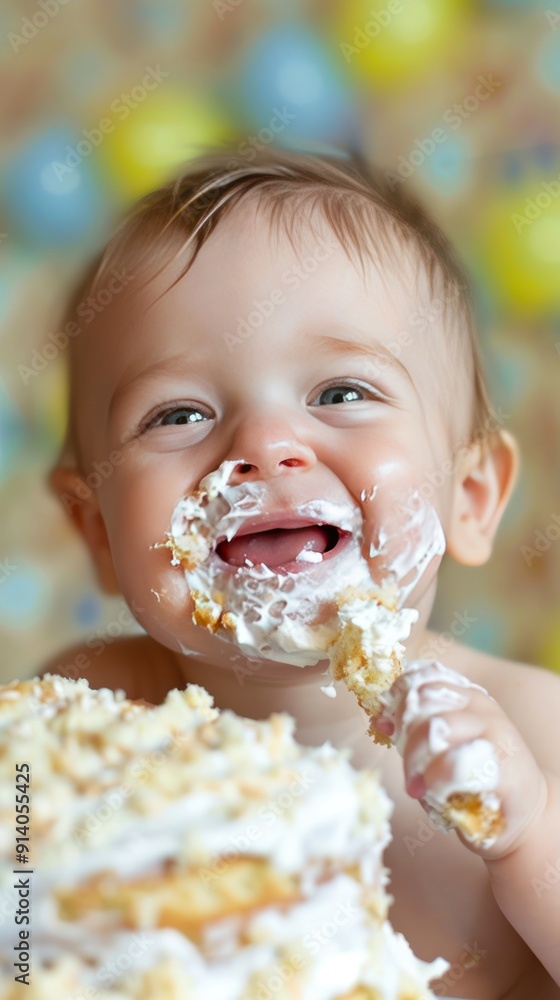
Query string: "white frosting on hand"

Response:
xmin=379 ymin=658 xmax=489 ymax=754
xmin=379 ymin=659 xmax=503 ymax=847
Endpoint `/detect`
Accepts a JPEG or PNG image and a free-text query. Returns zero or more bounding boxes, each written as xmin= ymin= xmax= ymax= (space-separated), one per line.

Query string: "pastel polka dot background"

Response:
xmin=1 ymin=0 xmax=559 ymax=685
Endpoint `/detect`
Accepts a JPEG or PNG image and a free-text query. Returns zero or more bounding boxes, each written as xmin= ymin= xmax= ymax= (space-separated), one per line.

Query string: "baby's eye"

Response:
xmin=310 ymin=382 xmax=376 ymax=406
xmin=142 ymin=405 xmax=210 ymax=431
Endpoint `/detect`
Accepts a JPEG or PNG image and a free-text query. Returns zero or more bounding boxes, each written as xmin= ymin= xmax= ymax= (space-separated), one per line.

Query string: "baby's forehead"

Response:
xmin=70 ymin=199 xmax=471 ymax=454
xmin=109 ymin=198 xmax=436 ymax=329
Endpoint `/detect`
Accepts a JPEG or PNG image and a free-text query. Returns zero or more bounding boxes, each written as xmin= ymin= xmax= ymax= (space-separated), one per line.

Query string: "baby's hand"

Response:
xmin=374 ymin=659 xmax=549 ymax=861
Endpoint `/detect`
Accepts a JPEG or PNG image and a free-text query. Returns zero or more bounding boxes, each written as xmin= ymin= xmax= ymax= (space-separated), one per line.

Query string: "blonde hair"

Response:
xmin=61 ymin=146 xmax=493 ymax=465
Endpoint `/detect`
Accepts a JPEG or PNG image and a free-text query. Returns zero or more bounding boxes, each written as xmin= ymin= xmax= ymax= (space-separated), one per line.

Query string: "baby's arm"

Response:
xmin=375 ymin=658 xmax=560 ymax=985
xmin=485 ymin=767 xmax=560 ymax=985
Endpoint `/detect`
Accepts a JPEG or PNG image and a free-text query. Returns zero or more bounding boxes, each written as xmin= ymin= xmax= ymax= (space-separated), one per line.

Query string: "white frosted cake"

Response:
xmin=0 ymin=674 xmax=449 ymax=999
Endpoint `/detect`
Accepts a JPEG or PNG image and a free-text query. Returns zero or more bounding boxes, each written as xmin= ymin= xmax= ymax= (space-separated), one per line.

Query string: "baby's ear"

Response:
xmin=446 ymin=429 xmax=519 ymax=566
xmin=48 ymin=466 xmax=121 ymax=595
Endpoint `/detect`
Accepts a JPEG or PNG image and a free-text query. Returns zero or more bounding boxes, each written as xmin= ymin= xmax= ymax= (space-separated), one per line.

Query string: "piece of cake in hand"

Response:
xmin=0 ymin=674 xmax=449 ymax=999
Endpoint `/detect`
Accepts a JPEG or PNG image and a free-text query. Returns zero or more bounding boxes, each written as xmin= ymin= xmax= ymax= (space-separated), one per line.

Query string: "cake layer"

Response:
xmin=55 ymin=858 xmax=362 ymax=940
xmin=2 ymin=873 xmax=447 ymax=1000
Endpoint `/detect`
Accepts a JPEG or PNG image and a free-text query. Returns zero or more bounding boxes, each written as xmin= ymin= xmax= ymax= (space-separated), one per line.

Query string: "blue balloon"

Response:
xmin=234 ymin=26 xmax=359 ymax=144
xmin=1 ymin=127 xmax=108 ymax=247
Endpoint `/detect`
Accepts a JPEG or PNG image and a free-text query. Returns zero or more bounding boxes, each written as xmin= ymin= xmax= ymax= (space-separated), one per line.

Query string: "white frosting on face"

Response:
xmin=366 ymin=489 xmax=446 ymax=607
xmin=165 ymin=460 xmax=445 ymax=673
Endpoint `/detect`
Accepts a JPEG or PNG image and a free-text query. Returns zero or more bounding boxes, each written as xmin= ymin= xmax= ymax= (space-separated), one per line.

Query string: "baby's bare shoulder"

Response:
xmin=444 ymin=639 xmax=560 ymax=774
xmin=37 ymin=635 xmax=183 ymax=705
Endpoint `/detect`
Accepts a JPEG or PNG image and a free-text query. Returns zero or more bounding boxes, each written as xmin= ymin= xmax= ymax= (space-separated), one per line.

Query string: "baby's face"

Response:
xmin=71 ymin=204 xmax=469 ymax=660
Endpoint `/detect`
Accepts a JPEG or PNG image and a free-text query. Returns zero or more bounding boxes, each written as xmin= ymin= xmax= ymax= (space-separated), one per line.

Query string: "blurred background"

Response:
xmin=1 ymin=0 xmax=559 ymax=686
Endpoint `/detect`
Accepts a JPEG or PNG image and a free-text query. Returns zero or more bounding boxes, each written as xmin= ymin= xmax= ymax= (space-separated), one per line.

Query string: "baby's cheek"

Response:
xmin=99 ymin=490 xmax=191 ymax=651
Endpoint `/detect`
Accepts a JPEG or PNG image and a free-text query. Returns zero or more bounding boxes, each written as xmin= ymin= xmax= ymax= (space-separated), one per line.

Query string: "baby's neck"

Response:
xmin=172 ymin=621 xmax=433 ymax=752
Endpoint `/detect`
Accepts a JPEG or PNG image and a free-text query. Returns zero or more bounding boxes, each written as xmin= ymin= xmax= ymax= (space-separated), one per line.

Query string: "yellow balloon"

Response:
xmin=333 ymin=0 xmax=467 ymax=86
xmin=479 ymin=183 xmax=560 ymax=311
xmin=96 ymin=91 xmax=234 ymax=201
xmin=41 ymin=363 xmax=69 ymax=450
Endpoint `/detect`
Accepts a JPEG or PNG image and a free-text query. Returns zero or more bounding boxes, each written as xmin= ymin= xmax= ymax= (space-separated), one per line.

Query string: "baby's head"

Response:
xmin=51 ymin=147 xmax=518 ymax=660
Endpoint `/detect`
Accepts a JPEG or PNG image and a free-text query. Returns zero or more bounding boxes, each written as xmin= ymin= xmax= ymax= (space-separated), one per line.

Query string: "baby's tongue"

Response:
xmin=217 ymin=525 xmax=332 ymax=568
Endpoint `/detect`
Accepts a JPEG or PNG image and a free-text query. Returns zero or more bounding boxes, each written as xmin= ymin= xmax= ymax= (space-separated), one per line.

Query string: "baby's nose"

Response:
xmin=225 ymin=438 xmax=316 ymax=484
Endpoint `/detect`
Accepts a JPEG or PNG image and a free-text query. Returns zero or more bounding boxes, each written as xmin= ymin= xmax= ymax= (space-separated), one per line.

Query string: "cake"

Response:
xmin=0 ymin=674 xmax=449 ymax=999
xmin=162 ymin=460 xmax=505 ymax=850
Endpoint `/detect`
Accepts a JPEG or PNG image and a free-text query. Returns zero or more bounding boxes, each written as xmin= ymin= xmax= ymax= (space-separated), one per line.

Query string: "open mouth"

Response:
xmin=215 ymin=522 xmax=352 ymax=573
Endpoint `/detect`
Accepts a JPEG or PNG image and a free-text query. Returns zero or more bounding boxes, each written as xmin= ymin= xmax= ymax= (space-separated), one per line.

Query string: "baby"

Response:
xmin=42 ymin=148 xmax=560 ymax=998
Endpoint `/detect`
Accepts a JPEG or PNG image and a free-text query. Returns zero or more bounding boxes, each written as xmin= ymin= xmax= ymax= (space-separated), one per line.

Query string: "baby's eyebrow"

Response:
xmin=108 ymin=352 xmax=199 ymax=422
xmin=308 ymin=332 xmax=413 ymax=386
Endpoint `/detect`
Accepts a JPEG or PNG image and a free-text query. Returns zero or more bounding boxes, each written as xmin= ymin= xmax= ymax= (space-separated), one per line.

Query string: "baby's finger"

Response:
xmin=402 ymin=710 xmax=488 ymax=796
xmin=378 ymin=658 xmax=494 ymax=747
